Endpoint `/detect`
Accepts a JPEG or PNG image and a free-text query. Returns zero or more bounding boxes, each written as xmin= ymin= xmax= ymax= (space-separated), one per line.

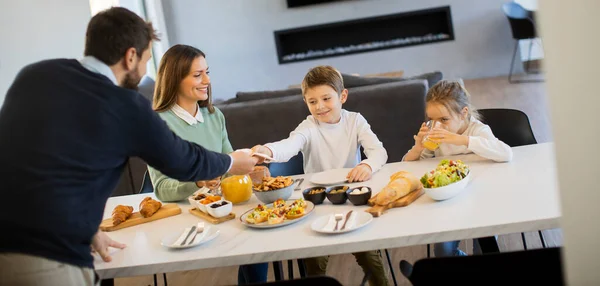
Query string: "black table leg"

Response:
xmin=272 ymin=261 xmax=284 ymax=281
xmin=478 ymin=236 xmax=500 ymax=254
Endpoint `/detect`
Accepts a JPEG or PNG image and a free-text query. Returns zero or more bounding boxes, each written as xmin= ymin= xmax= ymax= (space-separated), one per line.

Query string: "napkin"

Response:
xmin=322 ymin=212 xmax=358 ymax=232
xmin=322 ymin=214 xmax=337 ymax=232
xmin=189 ymin=226 xmax=210 ymax=245
xmin=173 ymin=227 xmax=192 ymax=246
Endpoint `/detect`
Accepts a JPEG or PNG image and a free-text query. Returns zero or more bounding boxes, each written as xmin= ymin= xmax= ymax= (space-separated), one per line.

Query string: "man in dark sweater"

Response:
xmin=0 ymin=7 xmax=258 ymax=285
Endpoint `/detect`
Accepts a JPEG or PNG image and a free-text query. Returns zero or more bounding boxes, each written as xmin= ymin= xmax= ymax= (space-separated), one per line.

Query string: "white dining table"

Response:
xmin=94 ymin=143 xmax=561 ymax=279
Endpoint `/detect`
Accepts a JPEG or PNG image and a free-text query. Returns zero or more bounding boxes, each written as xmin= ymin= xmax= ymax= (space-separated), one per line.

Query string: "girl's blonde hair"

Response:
xmin=425 ymin=80 xmax=480 ymax=121
xmin=153 ymin=44 xmax=215 ymax=113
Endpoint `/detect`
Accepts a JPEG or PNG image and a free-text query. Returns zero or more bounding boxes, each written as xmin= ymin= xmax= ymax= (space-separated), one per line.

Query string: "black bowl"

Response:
xmin=325 ymin=185 xmax=349 ymax=205
xmin=346 ymin=186 xmax=372 ymax=206
xmin=302 ymin=187 xmax=327 ymax=205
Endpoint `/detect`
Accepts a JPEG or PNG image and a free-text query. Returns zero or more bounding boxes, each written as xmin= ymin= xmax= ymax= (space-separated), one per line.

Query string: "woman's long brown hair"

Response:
xmin=153 ymin=44 xmax=214 ymax=113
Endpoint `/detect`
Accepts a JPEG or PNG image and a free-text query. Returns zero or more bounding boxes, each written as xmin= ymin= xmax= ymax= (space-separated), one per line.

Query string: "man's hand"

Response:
xmin=229 ymin=150 xmax=259 ymax=175
xmin=92 ymin=230 xmax=126 ymax=262
xmin=346 ymin=164 xmax=373 ymax=182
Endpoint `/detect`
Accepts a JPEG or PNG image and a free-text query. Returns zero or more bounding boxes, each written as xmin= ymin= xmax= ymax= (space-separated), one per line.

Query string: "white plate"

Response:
xmin=309 ymin=168 xmax=353 ymax=185
xmin=311 ymin=212 xmax=373 ymax=234
xmin=161 ymin=226 xmax=220 ymax=249
xmin=240 ymin=200 xmax=315 ymax=229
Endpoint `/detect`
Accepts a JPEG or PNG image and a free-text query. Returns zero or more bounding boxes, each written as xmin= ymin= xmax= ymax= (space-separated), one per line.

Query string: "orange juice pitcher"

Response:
xmin=422 ymin=120 xmax=440 ymax=151
xmin=220 ymin=175 xmax=252 ymax=204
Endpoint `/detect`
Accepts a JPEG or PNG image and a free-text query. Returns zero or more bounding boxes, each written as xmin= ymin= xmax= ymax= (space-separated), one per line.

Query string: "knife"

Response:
xmin=340 ymin=210 xmax=353 ymax=231
xmin=180 ymin=226 xmax=197 ymax=246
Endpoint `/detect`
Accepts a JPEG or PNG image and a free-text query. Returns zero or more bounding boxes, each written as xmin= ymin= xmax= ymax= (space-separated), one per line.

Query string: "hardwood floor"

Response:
xmin=114 ymin=76 xmax=559 ymax=286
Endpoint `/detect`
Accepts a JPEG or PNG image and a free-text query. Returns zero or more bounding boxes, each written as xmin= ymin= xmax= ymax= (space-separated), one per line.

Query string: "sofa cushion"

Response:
xmin=234 ymin=88 xmax=302 ymax=102
xmin=342 ymin=71 xmax=442 ymax=89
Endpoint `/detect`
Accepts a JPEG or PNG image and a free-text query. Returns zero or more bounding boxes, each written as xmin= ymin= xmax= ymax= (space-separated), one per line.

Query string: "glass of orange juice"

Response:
xmin=422 ymin=120 xmax=440 ymax=151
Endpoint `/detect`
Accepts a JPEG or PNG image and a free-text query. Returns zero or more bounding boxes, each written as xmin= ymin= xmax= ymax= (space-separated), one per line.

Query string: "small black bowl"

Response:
xmin=302 ymin=187 xmax=327 ymax=205
xmin=325 ymin=185 xmax=349 ymax=205
xmin=346 ymin=186 xmax=372 ymax=206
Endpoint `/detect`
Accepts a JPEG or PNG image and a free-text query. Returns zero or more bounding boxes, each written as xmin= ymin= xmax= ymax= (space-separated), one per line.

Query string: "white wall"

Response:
xmin=0 ymin=0 xmax=91 ymax=105
xmin=162 ymin=0 xmax=519 ymax=100
xmin=538 ymin=1 xmax=600 ymax=284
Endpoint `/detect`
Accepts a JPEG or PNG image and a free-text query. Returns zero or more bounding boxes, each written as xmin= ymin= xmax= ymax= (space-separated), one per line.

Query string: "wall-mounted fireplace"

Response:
xmin=274 ymin=6 xmax=454 ymax=64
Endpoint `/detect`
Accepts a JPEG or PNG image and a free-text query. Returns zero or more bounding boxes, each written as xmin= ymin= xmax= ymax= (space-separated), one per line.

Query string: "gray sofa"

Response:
xmin=111 ymin=72 xmax=440 ymax=196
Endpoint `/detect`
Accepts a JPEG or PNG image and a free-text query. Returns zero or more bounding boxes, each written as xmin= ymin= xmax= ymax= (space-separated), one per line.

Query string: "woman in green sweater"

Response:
xmin=149 ymin=44 xmax=233 ymax=202
xmin=149 ymin=44 xmax=268 ymax=285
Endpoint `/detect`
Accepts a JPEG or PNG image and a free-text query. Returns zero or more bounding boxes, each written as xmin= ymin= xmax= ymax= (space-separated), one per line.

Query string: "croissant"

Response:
xmin=112 ymin=205 xmax=134 ymax=226
xmin=375 ymin=171 xmax=421 ymax=206
xmin=139 ymin=197 xmax=162 ymax=218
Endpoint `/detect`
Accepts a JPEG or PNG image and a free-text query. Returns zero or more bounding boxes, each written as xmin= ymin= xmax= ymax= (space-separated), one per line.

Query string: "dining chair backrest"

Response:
xmin=252 ymin=275 xmax=343 ymax=286
xmin=139 ymin=170 xmax=154 ymax=194
xmin=502 ymin=2 xmax=537 ymax=39
xmin=268 ymin=153 xmax=304 ymax=177
xmin=477 ymin=108 xmax=537 ymax=147
xmin=401 ymin=247 xmax=564 ymax=286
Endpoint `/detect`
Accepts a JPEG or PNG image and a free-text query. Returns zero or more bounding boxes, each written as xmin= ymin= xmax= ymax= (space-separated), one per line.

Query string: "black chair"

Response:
xmin=478 ymin=108 xmax=546 ymax=250
xmin=250 ymin=275 xmax=343 ymax=286
xmin=502 ymin=2 xmax=544 ymax=83
xmin=400 ymin=247 xmax=564 ymax=285
xmin=268 ymin=153 xmax=304 ymax=177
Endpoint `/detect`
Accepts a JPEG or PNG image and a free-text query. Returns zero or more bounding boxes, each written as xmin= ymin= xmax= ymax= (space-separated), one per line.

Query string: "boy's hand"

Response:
xmin=347 ymin=164 xmax=372 ymax=182
xmin=428 ymin=128 xmax=469 ymax=146
xmin=413 ymin=122 xmax=430 ymax=152
xmin=251 ymin=145 xmax=273 ymax=164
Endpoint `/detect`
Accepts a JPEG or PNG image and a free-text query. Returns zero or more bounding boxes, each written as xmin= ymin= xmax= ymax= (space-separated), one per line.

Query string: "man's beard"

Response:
xmin=121 ymin=66 xmax=142 ymax=90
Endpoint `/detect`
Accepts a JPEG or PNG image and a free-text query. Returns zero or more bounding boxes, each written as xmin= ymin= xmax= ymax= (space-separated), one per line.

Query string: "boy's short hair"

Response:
xmin=301 ymin=65 xmax=344 ymax=95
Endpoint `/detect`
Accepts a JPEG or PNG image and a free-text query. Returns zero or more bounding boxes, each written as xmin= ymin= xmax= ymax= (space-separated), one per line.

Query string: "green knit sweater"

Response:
xmin=148 ymin=107 xmax=233 ymax=202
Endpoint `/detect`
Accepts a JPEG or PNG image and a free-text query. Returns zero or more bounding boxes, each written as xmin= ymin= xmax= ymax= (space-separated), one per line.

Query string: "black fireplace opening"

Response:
xmin=274 ymin=6 xmax=454 ymax=64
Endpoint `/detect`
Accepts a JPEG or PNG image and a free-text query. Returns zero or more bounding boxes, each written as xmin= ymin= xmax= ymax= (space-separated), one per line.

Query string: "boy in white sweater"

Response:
xmin=403 ymin=80 xmax=512 ymax=256
xmin=253 ymin=66 xmax=389 ymax=286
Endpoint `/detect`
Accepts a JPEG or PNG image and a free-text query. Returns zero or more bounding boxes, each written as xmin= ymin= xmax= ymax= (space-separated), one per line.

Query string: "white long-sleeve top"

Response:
xmin=420 ymin=118 xmax=513 ymax=162
xmin=265 ymin=109 xmax=388 ymax=174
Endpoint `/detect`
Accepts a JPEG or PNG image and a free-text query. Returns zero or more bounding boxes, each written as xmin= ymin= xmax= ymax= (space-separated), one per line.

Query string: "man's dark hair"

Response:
xmin=84 ymin=7 xmax=160 ymax=65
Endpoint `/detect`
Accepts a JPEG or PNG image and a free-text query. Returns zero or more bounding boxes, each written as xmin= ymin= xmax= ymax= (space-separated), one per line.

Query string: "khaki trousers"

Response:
xmin=0 ymin=253 xmax=98 ymax=286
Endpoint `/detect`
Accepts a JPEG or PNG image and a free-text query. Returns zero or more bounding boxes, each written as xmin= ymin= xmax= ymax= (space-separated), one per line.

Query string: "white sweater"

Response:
xmin=265 ymin=110 xmax=388 ymax=174
xmin=420 ymin=118 xmax=512 ymax=162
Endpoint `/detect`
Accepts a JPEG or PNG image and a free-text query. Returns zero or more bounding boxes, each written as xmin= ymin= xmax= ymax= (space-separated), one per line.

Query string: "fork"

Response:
xmin=187 ymin=222 xmax=205 ymax=245
xmin=333 ymin=214 xmax=344 ymax=231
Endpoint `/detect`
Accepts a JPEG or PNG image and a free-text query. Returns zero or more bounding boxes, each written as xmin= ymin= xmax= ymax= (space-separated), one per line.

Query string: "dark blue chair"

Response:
xmin=502 ymin=2 xmax=544 ymax=83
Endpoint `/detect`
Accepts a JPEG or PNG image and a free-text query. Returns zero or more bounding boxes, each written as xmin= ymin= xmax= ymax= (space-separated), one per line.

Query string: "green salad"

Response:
xmin=420 ymin=159 xmax=470 ymax=188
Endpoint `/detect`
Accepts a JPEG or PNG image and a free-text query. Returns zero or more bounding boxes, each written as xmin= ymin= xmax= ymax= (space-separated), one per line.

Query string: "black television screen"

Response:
xmin=287 ymin=0 xmax=351 ymax=8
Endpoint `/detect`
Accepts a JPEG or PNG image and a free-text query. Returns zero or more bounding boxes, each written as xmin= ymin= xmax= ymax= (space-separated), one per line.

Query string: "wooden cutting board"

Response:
xmin=189 ymin=208 xmax=236 ymax=224
xmin=366 ymin=188 xmax=424 ymax=217
xmin=99 ymin=204 xmax=182 ymax=232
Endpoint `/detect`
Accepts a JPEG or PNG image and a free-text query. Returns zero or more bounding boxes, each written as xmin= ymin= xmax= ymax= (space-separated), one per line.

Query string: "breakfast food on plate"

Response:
xmin=420 ymin=159 xmax=470 ymax=188
xmin=308 ymin=188 xmax=325 ymax=195
xmin=139 ymin=197 xmax=162 ymax=218
xmin=254 ymin=176 xmax=294 ymax=191
xmin=273 ymin=198 xmax=286 ymax=209
xmin=285 ymin=205 xmax=305 ymax=219
xmin=366 ymin=171 xmax=424 ymax=217
xmin=268 ymin=212 xmax=284 ymax=224
xmin=245 ymin=198 xmax=306 ymax=225
xmin=350 ymin=187 xmax=370 ymax=195
xmin=112 ymin=205 xmax=134 ymax=226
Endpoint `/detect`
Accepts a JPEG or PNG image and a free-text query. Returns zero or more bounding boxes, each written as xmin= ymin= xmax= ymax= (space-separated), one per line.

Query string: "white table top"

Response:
xmin=95 ymin=143 xmax=561 ymax=278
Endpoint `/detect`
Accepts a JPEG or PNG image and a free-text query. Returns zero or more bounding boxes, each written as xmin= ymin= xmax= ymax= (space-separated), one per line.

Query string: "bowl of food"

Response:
xmin=421 ymin=159 xmax=471 ymax=201
xmin=346 ymin=186 xmax=372 ymax=206
xmin=325 ymin=185 xmax=349 ymax=204
xmin=206 ymin=200 xmax=232 ymax=218
xmin=253 ymin=176 xmax=295 ymax=204
xmin=302 ymin=187 xmax=326 ymax=205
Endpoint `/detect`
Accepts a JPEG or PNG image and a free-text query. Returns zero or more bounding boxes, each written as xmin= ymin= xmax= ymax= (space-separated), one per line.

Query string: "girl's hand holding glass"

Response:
xmin=427 ymin=128 xmax=469 ymax=146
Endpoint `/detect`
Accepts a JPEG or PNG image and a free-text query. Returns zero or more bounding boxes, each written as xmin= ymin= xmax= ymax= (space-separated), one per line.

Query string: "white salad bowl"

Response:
xmin=424 ymin=171 xmax=472 ymax=201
